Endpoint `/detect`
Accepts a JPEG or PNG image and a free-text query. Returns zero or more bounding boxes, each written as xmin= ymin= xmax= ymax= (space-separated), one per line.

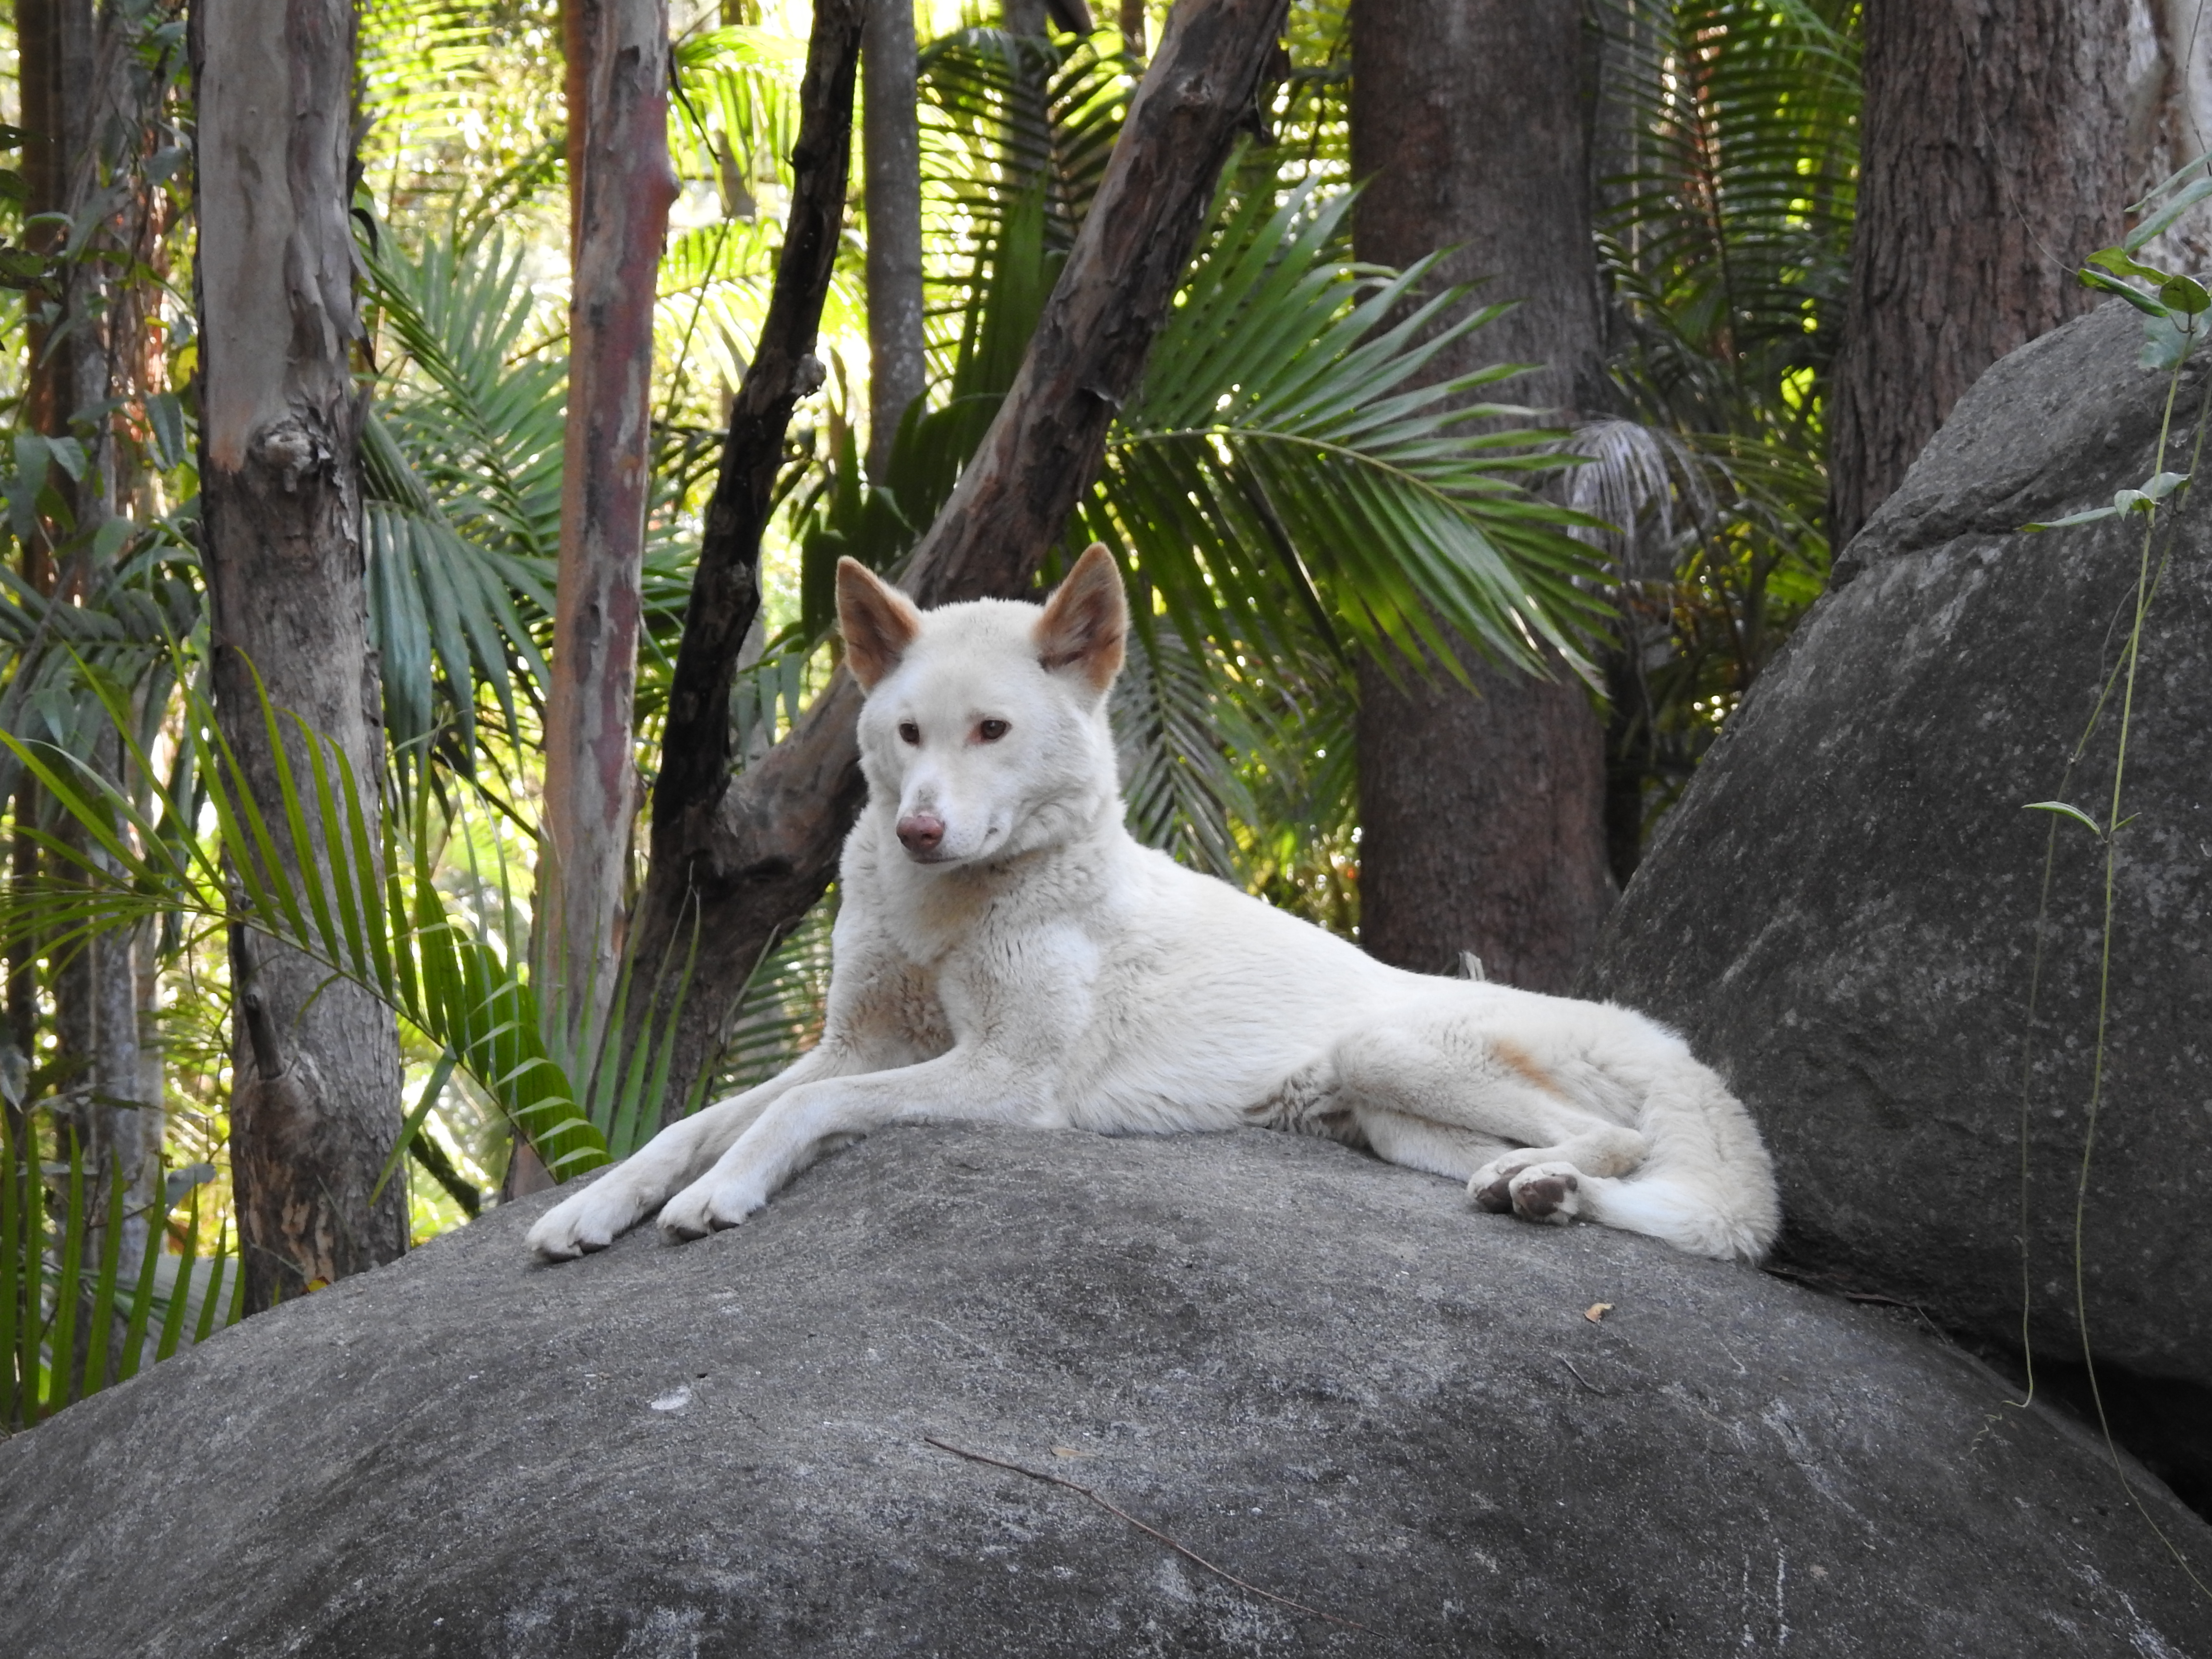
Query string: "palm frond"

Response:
xmin=360 ymin=410 xmax=553 ymax=758
xmin=711 ymin=895 xmax=837 ymax=1097
xmin=3 ymin=1110 xmax=240 ymax=1428
xmin=366 ymin=228 xmax=566 ymax=565
xmin=360 ymin=227 xmax=568 ymax=761
xmin=1102 ymin=182 xmax=1613 ymax=679
xmin=1110 ymin=625 xmax=1258 ymax=882
xmin=672 ymin=24 xmax=808 ymax=220
xmin=1 ymin=667 xmax=612 ymax=1181
xmin=1595 ymin=0 xmax=1859 ymax=438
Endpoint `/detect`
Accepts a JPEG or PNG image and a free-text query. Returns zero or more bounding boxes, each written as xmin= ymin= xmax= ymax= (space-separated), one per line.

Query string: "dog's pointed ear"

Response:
xmin=1034 ymin=542 xmax=1126 ymax=694
xmin=837 ymin=557 xmax=922 ymax=690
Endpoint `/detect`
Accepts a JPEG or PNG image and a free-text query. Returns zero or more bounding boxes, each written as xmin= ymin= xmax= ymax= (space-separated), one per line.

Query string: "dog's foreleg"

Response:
xmin=656 ymin=1047 xmax=1032 ymax=1238
xmin=527 ymin=1045 xmax=858 ymax=1261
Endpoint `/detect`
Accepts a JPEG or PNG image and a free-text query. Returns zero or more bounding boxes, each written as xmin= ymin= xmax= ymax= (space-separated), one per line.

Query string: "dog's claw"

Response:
xmin=1472 ymin=1175 xmax=1515 ymax=1213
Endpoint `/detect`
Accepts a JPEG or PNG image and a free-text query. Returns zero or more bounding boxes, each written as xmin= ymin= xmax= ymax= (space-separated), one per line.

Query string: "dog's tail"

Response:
xmin=1596 ymin=1058 xmax=1780 ymax=1263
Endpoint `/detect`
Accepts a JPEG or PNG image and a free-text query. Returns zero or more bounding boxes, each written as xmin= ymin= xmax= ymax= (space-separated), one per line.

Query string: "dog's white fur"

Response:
xmin=529 ymin=545 xmax=1780 ymax=1264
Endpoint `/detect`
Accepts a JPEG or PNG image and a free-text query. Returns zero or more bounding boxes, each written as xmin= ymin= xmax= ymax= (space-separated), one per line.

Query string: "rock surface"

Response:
xmin=4 ymin=1126 xmax=2207 ymax=1657
xmin=1583 ymin=298 xmax=2212 ymax=1403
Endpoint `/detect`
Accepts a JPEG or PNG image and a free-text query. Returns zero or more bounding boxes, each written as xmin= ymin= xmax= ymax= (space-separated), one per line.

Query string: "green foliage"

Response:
xmin=1 ymin=667 xmax=614 ymax=1181
xmin=711 ymin=894 xmax=838 ymax=1100
xmin=1099 ymin=183 xmax=1611 ymax=680
xmin=2 ymin=1109 xmax=240 ymax=1431
xmin=360 ymin=0 xmax=566 ymax=241
xmin=787 ymin=150 xmax=1612 ymax=898
xmin=1587 ymin=0 xmax=1859 ymax=852
xmin=0 ymin=0 xmax=1881 ymax=1273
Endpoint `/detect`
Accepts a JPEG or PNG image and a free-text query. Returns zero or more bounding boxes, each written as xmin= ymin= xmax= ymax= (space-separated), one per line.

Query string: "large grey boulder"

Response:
xmin=1582 ymin=299 xmax=2212 ymax=1415
xmin=3 ymin=1126 xmax=2206 ymax=1656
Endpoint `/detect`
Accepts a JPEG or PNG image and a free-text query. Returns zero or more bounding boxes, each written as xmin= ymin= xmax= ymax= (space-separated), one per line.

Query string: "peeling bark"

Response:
xmin=541 ymin=0 xmax=677 ymax=1030
xmin=863 ymin=0 xmax=925 ymax=480
xmin=625 ymin=0 xmax=1291 ymax=1118
xmin=192 ymin=0 xmax=406 ymax=1310
xmin=24 ymin=0 xmax=161 ymax=1297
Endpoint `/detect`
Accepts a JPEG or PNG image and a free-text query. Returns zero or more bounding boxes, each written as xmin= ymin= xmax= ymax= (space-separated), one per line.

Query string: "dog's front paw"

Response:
xmin=528 ymin=1177 xmax=649 ymax=1262
xmin=657 ymin=1175 xmax=769 ymax=1242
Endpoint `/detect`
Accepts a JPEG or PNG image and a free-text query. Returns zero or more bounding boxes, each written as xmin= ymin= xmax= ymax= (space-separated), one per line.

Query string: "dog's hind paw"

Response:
xmin=1471 ymin=1170 xmax=1518 ymax=1214
xmin=1506 ymin=1162 xmax=1582 ymax=1226
xmin=1468 ymin=1157 xmax=1583 ymax=1227
xmin=1469 ymin=1154 xmax=1534 ymax=1214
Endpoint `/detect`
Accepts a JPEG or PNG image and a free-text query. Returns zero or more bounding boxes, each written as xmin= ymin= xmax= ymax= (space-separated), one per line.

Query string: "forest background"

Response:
xmin=0 ymin=0 xmax=2205 ymax=1419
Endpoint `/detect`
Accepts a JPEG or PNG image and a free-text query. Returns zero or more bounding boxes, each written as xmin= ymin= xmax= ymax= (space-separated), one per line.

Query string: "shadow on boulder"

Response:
xmin=2 ymin=1127 xmax=2205 ymax=1656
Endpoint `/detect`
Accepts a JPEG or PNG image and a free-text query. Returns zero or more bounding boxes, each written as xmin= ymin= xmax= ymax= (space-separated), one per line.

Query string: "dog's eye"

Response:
xmin=898 ymin=721 xmax=921 ymax=745
xmin=977 ymin=719 xmax=1010 ymax=742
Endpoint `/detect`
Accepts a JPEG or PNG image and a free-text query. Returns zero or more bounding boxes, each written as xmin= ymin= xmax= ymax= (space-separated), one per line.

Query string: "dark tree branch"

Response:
xmin=649 ymin=0 xmax=865 ymax=864
xmin=628 ymin=0 xmax=1291 ymax=1118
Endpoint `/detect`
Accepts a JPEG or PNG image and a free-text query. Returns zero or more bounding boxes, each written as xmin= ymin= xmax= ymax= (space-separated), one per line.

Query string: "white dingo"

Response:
xmin=530 ymin=545 xmax=1779 ymax=1264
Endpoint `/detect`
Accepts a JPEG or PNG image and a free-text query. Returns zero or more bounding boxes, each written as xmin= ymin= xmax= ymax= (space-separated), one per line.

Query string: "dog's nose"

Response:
xmin=897 ymin=812 xmax=946 ymax=854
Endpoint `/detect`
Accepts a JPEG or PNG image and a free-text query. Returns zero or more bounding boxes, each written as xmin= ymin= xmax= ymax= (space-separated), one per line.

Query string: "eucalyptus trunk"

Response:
xmin=192 ymin=0 xmax=406 ymax=1310
xmin=542 ymin=0 xmax=677 ymax=1037
xmin=18 ymin=0 xmax=99 ymax=504
xmin=863 ymin=0 xmax=925 ymax=480
xmin=1348 ymin=0 xmax=1611 ymax=991
xmin=1827 ymin=0 xmax=2134 ymax=551
xmin=1118 ymin=0 xmax=1147 ymax=59
xmin=22 ymin=0 xmax=156 ymax=1305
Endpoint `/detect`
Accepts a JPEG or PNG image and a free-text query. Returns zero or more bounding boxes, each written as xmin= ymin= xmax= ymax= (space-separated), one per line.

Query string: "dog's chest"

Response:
xmin=874 ymin=958 xmax=956 ymax=1055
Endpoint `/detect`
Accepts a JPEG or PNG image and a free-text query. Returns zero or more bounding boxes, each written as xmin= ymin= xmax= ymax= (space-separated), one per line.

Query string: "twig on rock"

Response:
xmin=921 ymin=1434 xmax=1370 ymax=1632
xmin=1558 ymin=1356 xmax=1609 ymax=1395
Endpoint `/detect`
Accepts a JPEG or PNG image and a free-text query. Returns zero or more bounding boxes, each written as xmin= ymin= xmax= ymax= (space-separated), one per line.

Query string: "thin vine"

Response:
xmin=2008 ymin=179 xmax=2212 ymax=1596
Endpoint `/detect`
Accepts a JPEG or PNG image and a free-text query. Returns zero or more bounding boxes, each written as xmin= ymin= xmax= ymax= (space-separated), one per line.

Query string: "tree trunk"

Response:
xmin=863 ymin=0 xmax=925 ymax=480
xmin=2128 ymin=0 xmax=2212 ymax=273
xmin=1348 ymin=0 xmax=1611 ymax=990
xmin=625 ymin=0 xmax=1291 ymax=1119
xmin=23 ymin=0 xmax=159 ymax=1303
xmin=542 ymin=0 xmax=677 ymax=1036
xmin=18 ymin=0 xmax=99 ymax=493
xmin=1118 ymin=0 xmax=1147 ymax=60
xmin=1827 ymin=0 xmax=2134 ymax=552
xmin=192 ymin=0 xmax=406 ymax=1310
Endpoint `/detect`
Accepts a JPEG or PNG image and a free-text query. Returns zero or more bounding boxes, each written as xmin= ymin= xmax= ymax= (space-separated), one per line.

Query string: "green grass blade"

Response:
xmin=371 ymin=1049 xmax=458 ymax=1206
xmin=154 ymin=1190 xmax=199 ymax=1364
xmin=193 ymin=1224 xmax=229 ymax=1347
xmin=117 ymin=1175 xmax=164 ymax=1382
xmin=226 ymin=1241 xmax=245 ymax=1327
xmin=50 ymin=1130 xmax=85 ymax=1409
xmin=80 ymin=1156 xmax=128 ymax=1396
xmin=18 ymin=1119 xmax=44 ymax=1421
xmin=0 ymin=1108 xmax=21 ymax=1427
